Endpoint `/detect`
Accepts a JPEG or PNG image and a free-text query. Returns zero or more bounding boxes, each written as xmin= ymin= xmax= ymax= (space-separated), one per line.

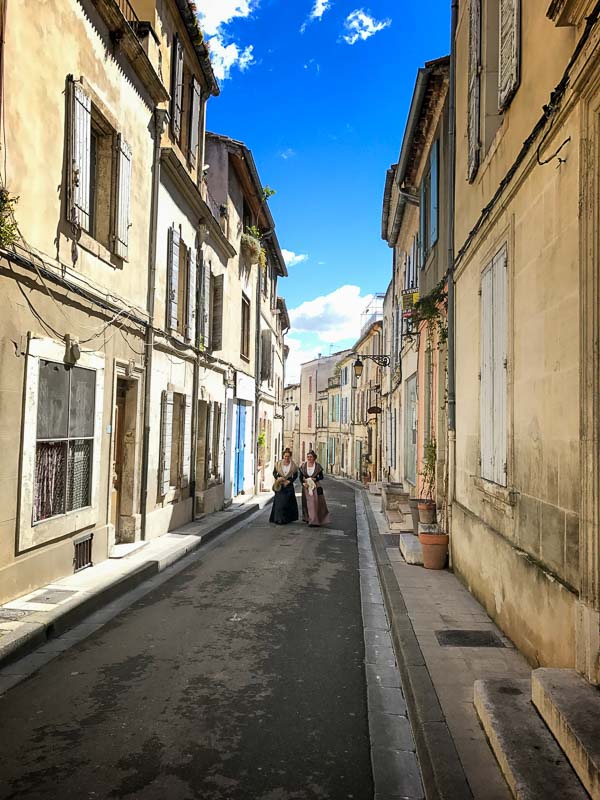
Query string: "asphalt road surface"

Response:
xmin=0 ymin=480 xmax=374 ymax=800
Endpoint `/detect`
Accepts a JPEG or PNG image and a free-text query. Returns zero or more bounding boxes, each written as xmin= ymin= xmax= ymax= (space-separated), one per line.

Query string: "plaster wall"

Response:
xmin=452 ymin=4 xmax=584 ymax=667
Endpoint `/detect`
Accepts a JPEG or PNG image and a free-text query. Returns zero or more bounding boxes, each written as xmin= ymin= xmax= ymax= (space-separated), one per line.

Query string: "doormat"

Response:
xmin=381 ymin=533 xmax=400 ymax=548
xmin=435 ymin=629 xmax=505 ymax=648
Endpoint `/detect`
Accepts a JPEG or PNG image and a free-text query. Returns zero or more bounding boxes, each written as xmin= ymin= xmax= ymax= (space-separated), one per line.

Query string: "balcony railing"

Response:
xmin=116 ymin=0 xmax=139 ymax=25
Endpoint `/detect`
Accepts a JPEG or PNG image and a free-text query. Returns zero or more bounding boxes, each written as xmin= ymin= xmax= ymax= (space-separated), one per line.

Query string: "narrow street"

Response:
xmin=0 ymin=482 xmax=376 ymax=800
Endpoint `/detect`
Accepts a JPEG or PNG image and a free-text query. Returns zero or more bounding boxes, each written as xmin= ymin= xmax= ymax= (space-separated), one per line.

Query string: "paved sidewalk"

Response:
xmin=0 ymin=492 xmax=273 ymax=673
xmin=363 ymin=489 xmax=531 ymax=800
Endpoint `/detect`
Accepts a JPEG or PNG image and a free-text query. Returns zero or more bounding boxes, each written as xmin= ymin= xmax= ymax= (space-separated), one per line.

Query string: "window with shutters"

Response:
xmin=480 ymin=246 xmax=508 ymax=486
xmin=166 ymin=228 xmax=197 ymax=342
xmin=211 ymin=273 xmax=224 ymax=350
xmin=240 ymin=293 xmax=251 ymax=360
xmin=33 ymin=361 xmax=96 ymax=523
xmin=159 ymin=390 xmax=191 ymax=495
xmin=468 ymin=0 xmax=519 ymax=180
xmin=418 ymin=140 xmax=439 ymax=267
xmin=170 ymin=35 xmax=184 ymax=144
xmin=68 ymin=79 xmax=132 ymax=259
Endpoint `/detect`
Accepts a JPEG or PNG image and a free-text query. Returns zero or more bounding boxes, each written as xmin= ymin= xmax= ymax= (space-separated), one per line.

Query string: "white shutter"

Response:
xmin=167 ymin=227 xmax=180 ymax=331
xmin=492 ymin=248 xmax=508 ymax=485
xmin=171 ymin=35 xmax=184 ymax=140
xmin=160 ymin=390 xmax=174 ymax=495
xmin=206 ymin=402 xmax=215 ymax=478
xmin=386 ymin=410 xmax=392 ymax=467
xmin=188 ymin=76 xmax=202 ymax=167
xmin=467 ymin=0 xmax=481 ymax=182
xmin=186 ymin=246 xmax=197 ymax=342
xmin=216 ymin=404 xmax=224 ymax=480
xmin=480 ymin=266 xmax=494 ymax=481
xmin=200 ymin=257 xmax=211 ymax=350
xmin=114 ymin=134 xmax=132 ymax=259
xmin=70 ymin=80 xmax=91 ymax=230
xmin=180 ymin=394 xmax=192 ymax=489
xmin=498 ymin=0 xmax=520 ymax=111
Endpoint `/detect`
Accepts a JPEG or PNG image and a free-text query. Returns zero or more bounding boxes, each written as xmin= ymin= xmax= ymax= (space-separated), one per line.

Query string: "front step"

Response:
xmin=532 ymin=668 xmax=600 ymax=800
xmin=474 ymin=678 xmax=589 ymax=799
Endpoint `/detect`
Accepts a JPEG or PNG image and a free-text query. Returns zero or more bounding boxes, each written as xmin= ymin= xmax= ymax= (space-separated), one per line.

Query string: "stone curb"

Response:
xmin=0 ymin=501 xmax=266 ymax=669
xmin=360 ymin=488 xmax=474 ymax=800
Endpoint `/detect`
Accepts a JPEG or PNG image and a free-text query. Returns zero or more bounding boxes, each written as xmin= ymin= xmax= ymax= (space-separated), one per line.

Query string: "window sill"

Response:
xmin=240 ymin=354 xmax=250 ymax=364
xmin=77 ymin=230 xmax=125 ymax=268
xmin=473 ymin=475 xmax=519 ymax=506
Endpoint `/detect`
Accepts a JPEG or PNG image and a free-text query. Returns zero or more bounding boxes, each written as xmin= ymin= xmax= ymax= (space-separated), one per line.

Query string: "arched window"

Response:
xmin=302 ymin=441 xmax=306 ymax=460
xmin=307 ymin=404 xmax=312 ymax=428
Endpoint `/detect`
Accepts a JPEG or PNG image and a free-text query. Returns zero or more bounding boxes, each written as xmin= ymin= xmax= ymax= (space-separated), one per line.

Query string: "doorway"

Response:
xmin=110 ymin=377 xmax=139 ymax=543
xmin=234 ymin=402 xmax=247 ymax=495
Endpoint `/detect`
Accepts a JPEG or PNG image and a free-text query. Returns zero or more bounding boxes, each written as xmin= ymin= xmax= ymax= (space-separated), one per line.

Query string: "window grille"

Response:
xmin=74 ymin=532 xmax=93 ymax=572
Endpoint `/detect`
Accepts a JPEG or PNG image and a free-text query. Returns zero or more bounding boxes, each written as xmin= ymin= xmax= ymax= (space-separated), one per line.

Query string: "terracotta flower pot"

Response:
xmin=418 ymin=532 xmax=449 ymax=570
xmin=417 ymin=499 xmax=436 ymax=524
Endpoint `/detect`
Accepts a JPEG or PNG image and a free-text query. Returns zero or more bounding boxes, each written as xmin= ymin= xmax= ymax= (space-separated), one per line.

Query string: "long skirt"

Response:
xmin=269 ymin=484 xmax=299 ymax=524
xmin=301 ymin=485 xmax=331 ymax=526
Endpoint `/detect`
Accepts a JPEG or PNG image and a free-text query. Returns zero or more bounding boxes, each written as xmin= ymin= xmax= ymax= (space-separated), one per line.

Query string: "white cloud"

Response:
xmin=279 ymin=148 xmax=296 ymax=160
xmin=284 ymin=336 xmax=322 ymax=384
xmin=196 ymin=1 xmax=258 ymax=81
xmin=289 ymin=285 xmax=373 ymax=344
xmin=301 ymin=0 xmax=332 ymax=32
xmin=342 ymin=9 xmax=391 ymax=44
xmin=197 ymin=0 xmax=257 ymax=36
xmin=282 ymin=249 xmax=308 ymax=267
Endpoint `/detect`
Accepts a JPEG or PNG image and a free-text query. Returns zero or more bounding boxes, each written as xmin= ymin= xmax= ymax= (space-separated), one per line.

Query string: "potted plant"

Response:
xmin=417 ymin=437 xmax=437 ymax=523
xmin=241 ymin=225 xmax=262 ymax=264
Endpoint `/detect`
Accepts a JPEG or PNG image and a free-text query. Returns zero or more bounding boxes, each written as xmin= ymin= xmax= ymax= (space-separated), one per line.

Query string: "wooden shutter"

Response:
xmin=498 ymin=0 xmax=520 ymax=111
xmin=188 ymin=76 xmax=202 ymax=167
xmin=261 ymin=329 xmax=271 ymax=383
xmin=468 ymin=0 xmax=481 ymax=182
xmin=429 ymin=139 xmax=439 ymax=248
xmin=199 ymin=257 xmax=212 ymax=350
xmin=206 ymin=401 xmax=215 ymax=478
xmin=159 ymin=390 xmax=174 ymax=495
xmin=114 ymin=134 xmax=132 ymax=259
xmin=70 ymin=80 xmax=91 ymax=230
xmin=180 ymin=394 xmax=192 ymax=489
xmin=492 ymin=248 xmax=508 ymax=485
xmin=186 ymin=246 xmax=197 ymax=342
xmin=386 ymin=410 xmax=392 ymax=467
xmin=171 ymin=35 xmax=184 ymax=140
xmin=211 ymin=274 xmax=224 ymax=350
xmin=419 ymin=181 xmax=426 ymax=266
xmin=480 ymin=265 xmax=494 ymax=481
xmin=167 ymin=227 xmax=180 ymax=331
xmin=216 ymin=403 xmax=224 ymax=480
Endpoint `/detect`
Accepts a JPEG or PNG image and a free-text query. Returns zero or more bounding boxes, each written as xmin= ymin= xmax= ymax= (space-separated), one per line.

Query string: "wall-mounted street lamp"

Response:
xmin=353 ymin=354 xmax=391 ymax=379
xmin=283 ymin=402 xmax=300 ymax=411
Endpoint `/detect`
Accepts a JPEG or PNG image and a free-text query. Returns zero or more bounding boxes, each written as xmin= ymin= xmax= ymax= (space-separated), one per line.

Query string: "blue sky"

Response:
xmin=198 ymin=1 xmax=451 ymax=381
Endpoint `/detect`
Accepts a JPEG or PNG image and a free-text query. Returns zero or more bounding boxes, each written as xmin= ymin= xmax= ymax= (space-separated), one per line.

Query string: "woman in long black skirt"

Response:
xmin=269 ymin=448 xmax=299 ymax=524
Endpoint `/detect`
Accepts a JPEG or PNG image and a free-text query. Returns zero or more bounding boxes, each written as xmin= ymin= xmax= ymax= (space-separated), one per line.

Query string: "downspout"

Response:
xmin=140 ymin=107 xmax=168 ymax=540
xmin=254 ymin=242 xmax=262 ymax=494
xmin=446 ymin=0 xmax=458 ymax=546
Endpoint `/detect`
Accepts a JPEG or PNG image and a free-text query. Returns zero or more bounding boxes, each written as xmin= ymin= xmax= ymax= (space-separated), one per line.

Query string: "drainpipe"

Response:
xmin=140 ymin=107 xmax=168 ymax=540
xmin=447 ymin=0 xmax=458 ymax=544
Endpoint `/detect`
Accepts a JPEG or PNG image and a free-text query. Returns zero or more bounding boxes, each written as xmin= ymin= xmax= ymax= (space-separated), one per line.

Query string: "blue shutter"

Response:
xmin=429 ymin=139 xmax=439 ymax=248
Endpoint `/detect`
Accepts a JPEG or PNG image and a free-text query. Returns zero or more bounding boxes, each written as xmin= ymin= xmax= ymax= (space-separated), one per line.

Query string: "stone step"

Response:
xmin=399 ymin=533 xmax=422 ymax=565
xmin=474 ymin=678 xmax=589 ymax=800
xmin=532 ymin=668 xmax=600 ymax=800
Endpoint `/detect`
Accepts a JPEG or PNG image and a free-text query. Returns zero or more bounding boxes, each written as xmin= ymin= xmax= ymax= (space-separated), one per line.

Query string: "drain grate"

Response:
xmin=31 ymin=589 xmax=77 ymax=605
xmin=435 ymin=629 xmax=505 ymax=648
xmin=0 ymin=608 xmax=33 ymax=621
xmin=382 ymin=533 xmax=400 ymax=548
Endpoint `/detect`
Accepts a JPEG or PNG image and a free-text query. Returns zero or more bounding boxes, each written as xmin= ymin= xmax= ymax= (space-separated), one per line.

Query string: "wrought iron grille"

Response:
xmin=116 ymin=0 xmax=139 ymax=26
xmin=74 ymin=533 xmax=93 ymax=573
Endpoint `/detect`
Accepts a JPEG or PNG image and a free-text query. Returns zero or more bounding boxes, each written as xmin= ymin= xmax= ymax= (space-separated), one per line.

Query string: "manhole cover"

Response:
xmin=0 ymin=608 xmax=32 ymax=621
xmin=382 ymin=533 xmax=400 ymax=548
xmin=31 ymin=589 xmax=77 ymax=605
xmin=435 ymin=629 xmax=505 ymax=648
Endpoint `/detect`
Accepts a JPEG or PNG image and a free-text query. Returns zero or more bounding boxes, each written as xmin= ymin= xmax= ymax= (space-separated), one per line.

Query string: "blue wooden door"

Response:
xmin=234 ymin=402 xmax=246 ymax=495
